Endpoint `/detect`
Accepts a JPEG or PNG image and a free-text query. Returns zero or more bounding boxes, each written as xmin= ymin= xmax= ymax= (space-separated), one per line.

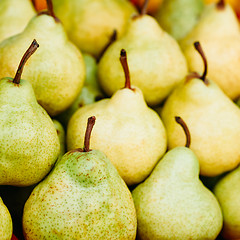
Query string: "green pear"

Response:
xmin=53 ymin=119 xmax=65 ymax=157
xmin=67 ymin=49 xmax=167 ymax=186
xmin=0 ymin=39 xmax=60 ymax=186
xmin=132 ymin=116 xmax=223 ymax=240
xmin=52 ymin=0 xmax=137 ymax=58
xmin=154 ymin=0 xmax=204 ymax=41
xmin=0 ymin=197 xmax=12 ymax=240
xmin=0 ymin=0 xmax=36 ymax=43
xmin=0 ymin=0 xmax=85 ymax=116
xmin=56 ymin=53 xmax=104 ymax=128
xmin=23 ymin=116 xmax=137 ymax=240
xmin=161 ymin=42 xmax=240 ymax=177
xmin=214 ymin=166 xmax=240 ymax=239
xmin=98 ymin=12 xmax=188 ymax=106
xmin=180 ymin=1 xmax=240 ymax=100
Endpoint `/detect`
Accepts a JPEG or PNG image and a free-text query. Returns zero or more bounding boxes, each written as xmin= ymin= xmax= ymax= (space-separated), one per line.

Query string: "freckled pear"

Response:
xmin=23 ymin=116 xmax=137 ymax=240
xmin=0 ymin=40 xmax=60 ymax=187
xmin=0 ymin=197 xmax=12 ymax=240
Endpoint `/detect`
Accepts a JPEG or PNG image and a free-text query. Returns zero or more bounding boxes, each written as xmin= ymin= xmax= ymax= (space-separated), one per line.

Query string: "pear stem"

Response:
xmin=83 ymin=116 xmax=96 ymax=152
xmin=12 ymin=39 xmax=39 ymax=84
xmin=141 ymin=0 xmax=149 ymax=15
xmin=120 ymin=49 xmax=133 ymax=90
xmin=175 ymin=116 xmax=191 ymax=148
xmin=217 ymin=0 xmax=225 ymax=9
xmin=194 ymin=41 xmax=209 ymax=85
xmin=46 ymin=0 xmax=60 ymax=22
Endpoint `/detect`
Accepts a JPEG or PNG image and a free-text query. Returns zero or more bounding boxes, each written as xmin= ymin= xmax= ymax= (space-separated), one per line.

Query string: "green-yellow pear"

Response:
xmin=0 ymin=0 xmax=36 ymax=43
xmin=0 ymin=0 xmax=85 ymax=116
xmin=0 ymin=40 xmax=60 ymax=186
xmin=180 ymin=0 xmax=240 ymax=100
xmin=23 ymin=116 xmax=137 ymax=240
xmin=154 ymin=0 xmax=204 ymax=41
xmin=98 ymin=10 xmax=188 ymax=106
xmin=52 ymin=0 xmax=137 ymax=58
xmin=132 ymin=116 xmax=223 ymax=240
xmin=0 ymin=197 xmax=12 ymax=240
xmin=53 ymin=119 xmax=65 ymax=157
xmin=161 ymin=42 xmax=240 ymax=177
xmin=67 ymin=49 xmax=167 ymax=186
xmin=214 ymin=165 xmax=240 ymax=239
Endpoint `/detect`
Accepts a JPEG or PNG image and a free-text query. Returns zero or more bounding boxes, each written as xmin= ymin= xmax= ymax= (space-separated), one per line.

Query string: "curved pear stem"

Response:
xmin=217 ymin=0 xmax=225 ymax=9
xmin=120 ymin=49 xmax=133 ymax=90
xmin=83 ymin=116 xmax=96 ymax=152
xmin=46 ymin=0 xmax=60 ymax=22
xmin=194 ymin=41 xmax=209 ymax=85
xmin=141 ymin=0 xmax=149 ymax=15
xmin=13 ymin=39 xmax=39 ymax=84
xmin=175 ymin=116 xmax=191 ymax=148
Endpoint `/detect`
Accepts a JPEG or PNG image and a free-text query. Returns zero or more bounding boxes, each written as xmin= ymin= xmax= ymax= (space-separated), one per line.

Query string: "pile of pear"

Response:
xmin=1 ymin=0 xmax=240 ymax=239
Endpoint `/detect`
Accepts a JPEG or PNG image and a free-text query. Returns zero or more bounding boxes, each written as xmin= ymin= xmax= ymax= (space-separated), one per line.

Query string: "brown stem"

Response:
xmin=217 ymin=0 xmax=225 ymax=9
xmin=194 ymin=41 xmax=209 ymax=85
xmin=83 ymin=116 xmax=96 ymax=152
xmin=13 ymin=39 xmax=39 ymax=84
xmin=120 ymin=49 xmax=133 ymax=90
xmin=141 ymin=0 xmax=149 ymax=15
xmin=46 ymin=0 xmax=60 ymax=22
xmin=175 ymin=116 xmax=191 ymax=148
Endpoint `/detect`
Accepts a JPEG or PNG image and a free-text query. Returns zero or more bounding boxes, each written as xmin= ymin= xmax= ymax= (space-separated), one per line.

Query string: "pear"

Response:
xmin=23 ymin=116 xmax=137 ymax=240
xmin=67 ymin=49 xmax=167 ymax=186
xmin=161 ymin=41 xmax=240 ymax=177
xmin=0 ymin=39 xmax=60 ymax=186
xmin=0 ymin=197 xmax=12 ymax=240
xmin=132 ymin=116 xmax=223 ymax=240
xmin=53 ymin=119 xmax=65 ymax=157
xmin=0 ymin=0 xmax=85 ymax=116
xmin=0 ymin=0 xmax=36 ymax=43
xmin=98 ymin=8 xmax=188 ymax=106
xmin=214 ymin=166 xmax=240 ymax=239
xmin=52 ymin=0 xmax=137 ymax=58
xmin=154 ymin=0 xmax=204 ymax=41
xmin=180 ymin=0 xmax=240 ymax=100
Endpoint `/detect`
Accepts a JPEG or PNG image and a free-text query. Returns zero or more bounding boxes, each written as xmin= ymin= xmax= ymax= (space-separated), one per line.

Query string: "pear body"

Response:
xmin=0 ymin=14 xmax=85 ymax=116
xmin=98 ymin=15 xmax=188 ymax=106
xmin=0 ymin=197 xmax=12 ymax=240
xmin=132 ymin=147 xmax=223 ymax=240
xmin=154 ymin=0 xmax=204 ymax=40
xmin=214 ymin=166 xmax=240 ymax=239
xmin=67 ymin=87 xmax=167 ymax=186
xmin=161 ymin=78 xmax=240 ymax=176
xmin=0 ymin=78 xmax=60 ymax=186
xmin=52 ymin=0 xmax=137 ymax=58
xmin=0 ymin=0 xmax=36 ymax=43
xmin=180 ymin=3 xmax=240 ymax=100
xmin=23 ymin=149 xmax=137 ymax=240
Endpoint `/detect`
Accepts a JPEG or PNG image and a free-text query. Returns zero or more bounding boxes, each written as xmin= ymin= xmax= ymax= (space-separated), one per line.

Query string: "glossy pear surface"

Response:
xmin=214 ymin=166 xmax=240 ymax=239
xmin=0 ymin=0 xmax=36 ymax=43
xmin=98 ymin=15 xmax=188 ymax=106
xmin=0 ymin=14 xmax=86 ymax=116
xmin=23 ymin=149 xmax=137 ymax=239
xmin=161 ymin=78 xmax=240 ymax=176
xmin=132 ymin=147 xmax=223 ymax=240
xmin=0 ymin=78 xmax=60 ymax=186
xmin=52 ymin=0 xmax=137 ymax=58
xmin=67 ymin=87 xmax=167 ymax=186
xmin=0 ymin=197 xmax=12 ymax=240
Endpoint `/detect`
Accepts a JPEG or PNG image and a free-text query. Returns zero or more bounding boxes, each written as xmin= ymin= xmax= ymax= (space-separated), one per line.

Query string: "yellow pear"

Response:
xmin=67 ymin=49 xmax=167 ymax=186
xmin=0 ymin=198 xmax=12 ymax=240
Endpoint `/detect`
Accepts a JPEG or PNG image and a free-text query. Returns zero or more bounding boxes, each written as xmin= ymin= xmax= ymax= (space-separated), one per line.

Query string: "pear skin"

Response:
xmin=0 ymin=198 xmax=12 ymax=240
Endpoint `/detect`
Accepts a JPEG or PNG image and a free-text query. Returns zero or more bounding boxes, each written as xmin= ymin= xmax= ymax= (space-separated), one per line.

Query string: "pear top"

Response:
xmin=37 ymin=0 xmax=60 ymax=23
xmin=175 ymin=116 xmax=191 ymax=148
xmin=217 ymin=0 xmax=225 ymax=10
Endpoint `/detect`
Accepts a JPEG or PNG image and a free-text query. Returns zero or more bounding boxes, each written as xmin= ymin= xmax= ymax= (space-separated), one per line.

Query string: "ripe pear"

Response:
xmin=0 ymin=0 xmax=36 ymax=43
xmin=180 ymin=0 xmax=240 ymax=100
xmin=154 ymin=0 xmax=204 ymax=41
xmin=161 ymin=42 xmax=240 ymax=177
xmin=67 ymin=49 xmax=167 ymax=186
xmin=214 ymin=166 xmax=240 ymax=239
xmin=0 ymin=40 xmax=60 ymax=186
xmin=52 ymin=0 xmax=137 ymax=58
xmin=23 ymin=116 xmax=137 ymax=240
xmin=132 ymin=116 xmax=223 ymax=240
xmin=98 ymin=10 xmax=188 ymax=106
xmin=0 ymin=0 xmax=85 ymax=116
xmin=0 ymin=197 xmax=12 ymax=240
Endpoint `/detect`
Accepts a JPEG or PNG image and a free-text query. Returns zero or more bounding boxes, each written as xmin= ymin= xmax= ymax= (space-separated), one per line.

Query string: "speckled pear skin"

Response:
xmin=22 ymin=149 xmax=137 ymax=240
xmin=0 ymin=14 xmax=86 ymax=116
xmin=0 ymin=78 xmax=60 ymax=186
xmin=0 ymin=197 xmax=12 ymax=240
xmin=132 ymin=147 xmax=223 ymax=240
